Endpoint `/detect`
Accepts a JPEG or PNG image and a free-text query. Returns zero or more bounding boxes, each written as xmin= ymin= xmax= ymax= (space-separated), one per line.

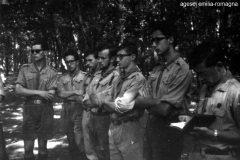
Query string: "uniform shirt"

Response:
xmin=111 ymin=65 xmax=146 ymax=121
xmin=196 ymin=73 xmax=240 ymax=150
xmin=15 ymin=63 xmax=58 ymax=91
xmin=142 ymin=57 xmax=192 ymax=116
xmin=58 ymin=69 xmax=86 ymax=102
xmin=83 ymin=66 xmax=119 ymax=113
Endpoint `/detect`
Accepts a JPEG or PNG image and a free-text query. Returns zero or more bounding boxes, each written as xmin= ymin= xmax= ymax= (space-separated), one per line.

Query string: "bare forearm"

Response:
xmin=58 ymin=90 xmax=76 ymax=98
xmin=213 ymin=129 xmax=240 ymax=144
xmin=15 ymin=86 xmax=42 ymax=97
xmin=135 ymin=95 xmax=160 ymax=109
xmin=103 ymin=100 xmax=116 ymax=112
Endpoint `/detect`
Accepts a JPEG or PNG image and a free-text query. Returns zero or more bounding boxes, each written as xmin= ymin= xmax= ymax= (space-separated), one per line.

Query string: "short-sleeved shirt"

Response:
xmin=143 ymin=57 xmax=192 ymax=116
xmin=15 ymin=63 xmax=58 ymax=91
xmin=111 ymin=65 xmax=146 ymax=121
xmin=196 ymin=74 xmax=240 ymax=150
xmin=83 ymin=66 xmax=119 ymax=113
xmin=58 ymin=70 xmax=86 ymax=102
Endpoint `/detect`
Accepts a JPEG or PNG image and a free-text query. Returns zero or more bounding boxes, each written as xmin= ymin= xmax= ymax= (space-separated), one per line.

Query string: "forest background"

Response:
xmin=0 ymin=0 xmax=239 ymax=76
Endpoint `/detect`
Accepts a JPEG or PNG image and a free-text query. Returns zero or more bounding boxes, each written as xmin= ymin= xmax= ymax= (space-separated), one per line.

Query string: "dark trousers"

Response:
xmin=0 ymin=123 xmax=9 ymax=160
xmin=146 ymin=116 xmax=184 ymax=160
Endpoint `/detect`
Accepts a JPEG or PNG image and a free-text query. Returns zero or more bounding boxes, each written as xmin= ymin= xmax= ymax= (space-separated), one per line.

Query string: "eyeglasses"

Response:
xmin=65 ymin=60 xmax=76 ymax=65
xmin=116 ymin=54 xmax=132 ymax=60
xmin=151 ymin=36 xmax=168 ymax=44
xmin=31 ymin=49 xmax=42 ymax=54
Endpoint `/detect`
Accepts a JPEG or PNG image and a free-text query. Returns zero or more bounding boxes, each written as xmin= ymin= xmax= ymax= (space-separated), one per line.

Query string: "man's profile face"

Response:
xmin=31 ymin=44 xmax=45 ymax=62
xmin=65 ymin=55 xmax=78 ymax=73
xmin=86 ymin=54 xmax=98 ymax=71
xmin=152 ymin=30 xmax=170 ymax=57
xmin=193 ymin=62 xmax=220 ymax=87
xmin=98 ymin=49 xmax=111 ymax=70
xmin=116 ymin=49 xmax=132 ymax=70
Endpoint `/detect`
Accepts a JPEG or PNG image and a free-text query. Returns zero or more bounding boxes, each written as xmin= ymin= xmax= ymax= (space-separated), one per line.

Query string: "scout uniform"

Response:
xmin=83 ymin=66 xmax=119 ymax=160
xmin=189 ymin=71 xmax=240 ymax=160
xmin=109 ymin=65 xmax=146 ymax=160
xmin=58 ymin=70 xmax=86 ymax=134
xmin=15 ymin=63 xmax=58 ymax=140
xmin=142 ymin=55 xmax=192 ymax=160
xmin=82 ymin=71 xmax=99 ymax=160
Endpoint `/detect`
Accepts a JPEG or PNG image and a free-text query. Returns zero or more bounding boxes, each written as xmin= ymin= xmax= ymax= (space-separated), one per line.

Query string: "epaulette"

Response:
xmin=20 ymin=64 xmax=30 ymax=69
xmin=80 ymin=70 xmax=87 ymax=75
xmin=49 ymin=66 xmax=58 ymax=72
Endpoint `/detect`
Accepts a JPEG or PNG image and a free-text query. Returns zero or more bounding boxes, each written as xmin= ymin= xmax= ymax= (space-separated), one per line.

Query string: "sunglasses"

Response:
xmin=151 ymin=36 xmax=168 ymax=44
xmin=31 ymin=49 xmax=42 ymax=54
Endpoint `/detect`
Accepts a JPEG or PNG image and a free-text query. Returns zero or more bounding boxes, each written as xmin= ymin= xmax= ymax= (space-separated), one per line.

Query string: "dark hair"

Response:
xmin=32 ymin=39 xmax=49 ymax=50
xmin=86 ymin=51 xmax=98 ymax=59
xmin=188 ymin=41 xmax=225 ymax=68
xmin=98 ymin=45 xmax=117 ymax=59
xmin=151 ymin=20 xmax=178 ymax=46
xmin=117 ymin=43 xmax=138 ymax=58
xmin=63 ymin=50 xmax=79 ymax=61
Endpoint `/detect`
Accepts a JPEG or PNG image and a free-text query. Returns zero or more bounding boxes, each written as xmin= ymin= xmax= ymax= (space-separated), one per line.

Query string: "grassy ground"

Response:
xmin=1 ymin=77 xmax=194 ymax=160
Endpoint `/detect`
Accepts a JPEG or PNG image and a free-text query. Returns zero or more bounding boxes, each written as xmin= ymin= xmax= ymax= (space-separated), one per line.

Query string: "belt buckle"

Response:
xmin=34 ymin=100 xmax=42 ymax=104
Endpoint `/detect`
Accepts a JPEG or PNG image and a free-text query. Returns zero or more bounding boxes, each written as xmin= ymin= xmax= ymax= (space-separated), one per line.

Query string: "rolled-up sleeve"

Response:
xmin=115 ymin=76 xmax=145 ymax=113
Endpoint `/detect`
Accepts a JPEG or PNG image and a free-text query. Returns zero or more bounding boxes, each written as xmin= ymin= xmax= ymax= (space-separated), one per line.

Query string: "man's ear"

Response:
xmin=110 ymin=56 xmax=115 ymax=63
xmin=168 ymin=36 xmax=174 ymax=45
xmin=131 ymin=54 xmax=136 ymax=61
xmin=216 ymin=61 xmax=225 ymax=71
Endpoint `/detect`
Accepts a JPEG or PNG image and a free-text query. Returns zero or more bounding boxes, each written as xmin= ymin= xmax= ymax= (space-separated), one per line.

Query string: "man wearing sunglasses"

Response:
xmin=57 ymin=50 xmax=88 ymax=160
xmin=188 ymin=42 xmax=240 ymax=160
xmin=135 ymin=20 xmax=192 ymax=160
xmin=15 ymin=39 xmax=58 ymax=160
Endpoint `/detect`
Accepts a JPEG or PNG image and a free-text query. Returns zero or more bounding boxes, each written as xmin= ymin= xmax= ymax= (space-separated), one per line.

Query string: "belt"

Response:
xmin=111 ymin=117 xmax=138 ymax=126
xmin=196 ymin=148 xmax=236 ymax=156
xmin=91 ymin=111 xmax=110 ymax=116
xmin=25 ymin=98 xmax=49 ymax=105
xmin=64 ymin=100 xmax=82 ymax=105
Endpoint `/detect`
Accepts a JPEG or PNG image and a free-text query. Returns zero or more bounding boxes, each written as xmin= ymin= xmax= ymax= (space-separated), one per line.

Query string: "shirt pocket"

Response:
xmin=26 ymin=76 xmax=35 ymax=89
xmin=74 ymin=76 xmax=84 ymax=89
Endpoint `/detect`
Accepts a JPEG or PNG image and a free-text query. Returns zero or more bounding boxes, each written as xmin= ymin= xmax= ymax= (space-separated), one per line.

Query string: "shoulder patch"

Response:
xmin=20 ymin=64 xmax=30 ymax=69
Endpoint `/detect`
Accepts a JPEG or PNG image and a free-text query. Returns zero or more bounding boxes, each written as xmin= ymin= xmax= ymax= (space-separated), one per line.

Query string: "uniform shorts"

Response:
xmin=90 ymin=114 xmax=111 ymax=150
xmin=22 ymin=103 xmax=54 ymax=140
xmin=60 ymin=102 xmax=83 ymax=133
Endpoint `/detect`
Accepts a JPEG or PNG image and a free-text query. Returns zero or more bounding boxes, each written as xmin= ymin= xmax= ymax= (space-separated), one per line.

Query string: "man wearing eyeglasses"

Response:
xmin=82 ymin=51 xmax=100 ymax=160
xmin=82 ymin=45 xmax=119 ymax=160
xmin=15 ymin=39 xmax=58 ymax=160
xmin=135 ymin=20 xmax=192 ymax=160
xmin=57 ymin=50 xmax=88 ymax=160
xmin=97 ymin=43 xmax=146 ymax=160
xmin=188 ymin=42 xmax=240 ymax=160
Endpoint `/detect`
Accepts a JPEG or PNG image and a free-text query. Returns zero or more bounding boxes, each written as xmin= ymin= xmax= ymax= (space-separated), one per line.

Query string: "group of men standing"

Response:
xmin=1 ymin=20 xmax=238 ymax=160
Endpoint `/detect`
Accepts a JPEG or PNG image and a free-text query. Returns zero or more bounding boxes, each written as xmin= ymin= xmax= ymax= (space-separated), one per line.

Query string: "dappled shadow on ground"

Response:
xmin=1 ymin=89 xmax=72 ymax=160
xmin=1 ymin=78 xmax=194 ymax=160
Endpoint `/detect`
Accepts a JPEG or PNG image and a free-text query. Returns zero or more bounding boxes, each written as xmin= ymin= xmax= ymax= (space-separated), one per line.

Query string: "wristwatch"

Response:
xmin=214 ymin=129 xmax=218 ymax=140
